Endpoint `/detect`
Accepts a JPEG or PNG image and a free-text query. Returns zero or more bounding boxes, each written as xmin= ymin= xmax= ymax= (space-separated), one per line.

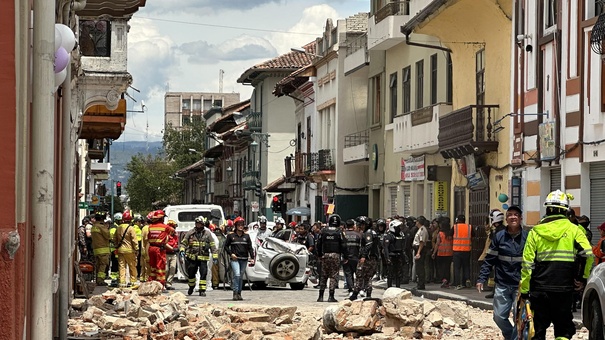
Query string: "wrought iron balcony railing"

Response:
xmin=246 ymin=111 xmax=262 ymax=132
xmin=243 ymin=170 xmax=259 ymax=189
xmin=374 ymin=1 xmax=410 ymax=24
xmin=344 ymin=129 xmax=370 ymax=148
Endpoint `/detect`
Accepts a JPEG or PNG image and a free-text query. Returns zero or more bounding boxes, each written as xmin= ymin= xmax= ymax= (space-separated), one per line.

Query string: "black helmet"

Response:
xmin=356 ymin=216 xmax=369 ymax=225
xmin=328 ymin=214 xmax=341 ymax=227
xmin=376 ymin=218 xmax=387 ymax=227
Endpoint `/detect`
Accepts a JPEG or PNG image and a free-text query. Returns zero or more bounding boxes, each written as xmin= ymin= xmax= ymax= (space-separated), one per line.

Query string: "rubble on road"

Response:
xmin=68 ymin=287 xmax=322 ymax=340
xmin=68 ymin=286 xmax=505 ymax=339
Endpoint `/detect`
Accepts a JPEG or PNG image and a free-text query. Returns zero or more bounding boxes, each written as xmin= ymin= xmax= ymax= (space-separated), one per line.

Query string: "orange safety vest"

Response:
xmin=437 ymin=231 xmax=454 ymax=256
xmin=452 ymin=223 xmax=472 ymax=252
xmin=594 ymin=237 xmax=605 ymax=265
xmin=147 ymin=223 xmax=174 ymax=246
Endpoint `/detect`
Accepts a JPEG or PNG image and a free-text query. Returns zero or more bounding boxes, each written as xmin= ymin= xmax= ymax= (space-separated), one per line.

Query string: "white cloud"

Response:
xmin=179 ymin=35 xmax=277 ymax=64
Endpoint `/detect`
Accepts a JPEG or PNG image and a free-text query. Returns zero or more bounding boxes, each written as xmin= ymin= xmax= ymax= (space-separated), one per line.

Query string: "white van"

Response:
xmin=163 ymin=204 xmax=226 ymax=281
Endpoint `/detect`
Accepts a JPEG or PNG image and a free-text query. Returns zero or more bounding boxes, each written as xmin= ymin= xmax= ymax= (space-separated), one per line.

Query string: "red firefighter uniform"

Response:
xmin=146 ymin=210 xmax=175 ymax=285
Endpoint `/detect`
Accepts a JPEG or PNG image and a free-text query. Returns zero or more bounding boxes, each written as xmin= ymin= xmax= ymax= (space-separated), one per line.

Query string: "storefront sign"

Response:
xmin=466 ymin=169 xmax=487 ymax=189
xmin=433 ymin=181 xmax=449 ymax=217
xmin=402 ymin=156 xmax=425 ymax=181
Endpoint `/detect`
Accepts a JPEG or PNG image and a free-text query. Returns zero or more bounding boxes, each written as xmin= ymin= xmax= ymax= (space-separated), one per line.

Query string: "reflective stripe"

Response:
xmin=578 ymin=249 xmax=593 ymax=257
xmin=497 ymin=255 xmax=523 ymax=263
xmin=536 ymin=250 xmax=576 ymax=262
xmin=437 ymin=232 xmax=453 ymax=256
xmin=93 ymin=247 xmax=110 ymax=255
xmin=522 ymin=261 xmax=535 ymax=269
xmin=452 ymin=223 xmax=472 ymax=251
xmin=486 ymin=249 xmax=499 ymax=256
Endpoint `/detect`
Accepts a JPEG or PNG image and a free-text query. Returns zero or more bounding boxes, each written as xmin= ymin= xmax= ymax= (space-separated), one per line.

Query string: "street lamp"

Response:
xmin=250 ymin=140 xmax=258 ymax=153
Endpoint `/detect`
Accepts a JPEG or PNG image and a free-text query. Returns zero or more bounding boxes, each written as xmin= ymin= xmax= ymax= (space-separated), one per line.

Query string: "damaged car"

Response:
xmin=245 ymin=235 xmax=310 ymax=290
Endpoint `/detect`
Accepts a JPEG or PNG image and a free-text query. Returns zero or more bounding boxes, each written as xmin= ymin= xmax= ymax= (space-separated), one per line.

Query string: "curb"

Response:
xmin=409 ymin=288 xmax=493 ymax=310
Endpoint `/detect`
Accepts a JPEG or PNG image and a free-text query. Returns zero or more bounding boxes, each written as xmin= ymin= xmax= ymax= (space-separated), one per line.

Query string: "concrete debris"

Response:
xmin=68 ymin=286 xmax=518 ymax=339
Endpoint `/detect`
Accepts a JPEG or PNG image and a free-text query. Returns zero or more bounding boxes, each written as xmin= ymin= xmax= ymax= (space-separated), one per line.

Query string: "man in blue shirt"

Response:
xmin=476 ymin=205 xmax=528 ymax=340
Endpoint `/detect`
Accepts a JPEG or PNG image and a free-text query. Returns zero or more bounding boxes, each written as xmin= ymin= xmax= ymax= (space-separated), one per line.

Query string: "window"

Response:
xmin=416 ymin=60 xmax=424 ymax=109
xmin=79 ymin=20 xmax=111 ymax=57
xmin=192 ymin=115 xmax=201 ymax=124
xmin=182 ymin=99 xmax=190 ymax=110
xmin=446 ymin=53 xmax=453 ymax=103
xmin=544 ymin=0 xmax=557 ymax=29
xmin=476 ymin=49 xmax=485 ymax=105
xmin=430 ymin=54 xmax=438 ymax=105
xmin=331 ymin=29 xmax=338 ymax=47
xmin=192 ymin=99 xmax=201 ymax=110
xmin=182 ymin=115 xmax=191 ymax=125
xmin=213 ymin=99 xmax=223 ymax=107
xmin=402 ymin=66 xmax=411 ymax=113
xmin=203 ymin=99 xmax=212 ymax=111
xmin=389 ymin=72 xmax=398 ymax=123
xmin=371 ymin=74 xmax=382 ymax=124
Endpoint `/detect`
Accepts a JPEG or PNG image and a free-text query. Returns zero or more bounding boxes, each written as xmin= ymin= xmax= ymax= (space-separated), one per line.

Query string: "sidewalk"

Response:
xmin=372 ymin=280 xmax=583 ymax=326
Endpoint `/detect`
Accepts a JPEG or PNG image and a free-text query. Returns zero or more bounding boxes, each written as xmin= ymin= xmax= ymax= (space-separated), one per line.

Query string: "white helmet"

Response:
xmin=113 ymin=212 xmax=123 ymax=222
xmin=388 ymin=220 xmax=403 ymax=233
xmin=544 ymin=189 xmax=573 ymax=210
xmin=275 ymin=217 xmax=285 ymax=225
xmin=258 ymin=216 xmax=267 ymax=223
xmin=491 ymin=211 xmax=504 ymax=224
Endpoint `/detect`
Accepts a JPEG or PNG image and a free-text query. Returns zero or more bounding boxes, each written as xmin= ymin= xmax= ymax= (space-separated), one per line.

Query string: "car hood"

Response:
xmin=263 ymin=237 xmax=308 ymax=255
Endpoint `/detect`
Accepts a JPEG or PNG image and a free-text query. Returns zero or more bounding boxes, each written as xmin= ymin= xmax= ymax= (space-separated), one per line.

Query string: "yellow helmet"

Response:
xmin=544 ymin=189 xmax=572 ymax=210
xmin=167 ymin=219 xmax=177 ymax=227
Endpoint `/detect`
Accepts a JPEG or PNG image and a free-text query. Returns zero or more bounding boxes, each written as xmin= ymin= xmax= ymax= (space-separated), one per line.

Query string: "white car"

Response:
xmin=582 ymin=262 xmax=605 ymax=340
xmin=245 ymin=229 xmax=310 ymax=290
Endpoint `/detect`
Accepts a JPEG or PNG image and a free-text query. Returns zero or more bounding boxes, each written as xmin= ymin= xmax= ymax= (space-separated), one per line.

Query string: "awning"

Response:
xmin=203 ymin=144 xmax=225 ymax=158
xmin=263 ymin=176 xmax=296 ymax=192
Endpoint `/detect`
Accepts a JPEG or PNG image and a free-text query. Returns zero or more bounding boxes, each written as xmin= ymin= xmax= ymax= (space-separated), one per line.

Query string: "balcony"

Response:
xmin=285 ymin=153 xmax=309 ymax=179
xmin=438 ymin=105 xmax=499 ymax=159
xmin=247 ymin=111 xmax=262 ymax=132
xmin=75 ymin=0 xmax=144 ymax=17
xmin=90 ymin=162 xmax=111 ymax=180
xmin=393 ymin=103 xmax=452 ymax=154
xmin=80 ymin=98 xmax=127 ymax=139
xmin=368 ymin=1 xmax=410 ymax=50
xmin=344 ymin=34 xmax=368 ymax=75
xmin=243 ymin=170 xmax=260 ymax=190
xmin=343 ymin=130 xmax=370 ymax=164
xmin=87 ymin=139 xmax=107 ymax=160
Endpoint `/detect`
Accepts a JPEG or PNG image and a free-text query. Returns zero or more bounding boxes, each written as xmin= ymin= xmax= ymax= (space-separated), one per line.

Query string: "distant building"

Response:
xmin=164 ymin=92 xmax=240 ymax=130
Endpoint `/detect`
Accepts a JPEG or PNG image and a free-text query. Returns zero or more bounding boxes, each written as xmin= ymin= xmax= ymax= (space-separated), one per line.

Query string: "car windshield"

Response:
xmin=177 ymin=211 xmax=222 ymax=225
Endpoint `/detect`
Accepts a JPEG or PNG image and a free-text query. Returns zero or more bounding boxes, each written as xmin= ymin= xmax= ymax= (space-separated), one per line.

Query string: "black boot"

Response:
xmin=349 ymin=292 xmax=358 ymax=300
xmin=233 ymin=292 xmax=238 ymax=301
xmin=237 ymin=293 xmax=243 ymax=300
xmin=317 ymin=289 xmax=325 ymax=302
xmin=328 ymin=290 xmax=337 ymax=302
xmin=366 ymin=291 xmax=372 ymax=299
xmin=187 ymin=286 xmax=194 ymax=296
xmin=199 ymin=290 xmax=206 ymax=297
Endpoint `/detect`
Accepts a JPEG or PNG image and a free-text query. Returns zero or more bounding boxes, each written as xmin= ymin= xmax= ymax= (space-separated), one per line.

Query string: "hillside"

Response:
xmin=109 ymin=141 xmax=163 ymax=186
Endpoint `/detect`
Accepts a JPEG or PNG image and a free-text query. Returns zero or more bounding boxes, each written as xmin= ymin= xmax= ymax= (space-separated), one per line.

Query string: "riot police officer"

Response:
xmin=383 ymin=220 xmax=406 ymax=288
xmin=316 ymin=214 xmax=348 ymax=302
xmin=343 ymin=219 xmax=362 ymax=293
xmin=349 ymin=216 xmax=381 ymax=300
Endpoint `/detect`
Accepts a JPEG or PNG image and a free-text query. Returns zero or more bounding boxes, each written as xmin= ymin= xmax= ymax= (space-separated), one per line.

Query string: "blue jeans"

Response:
xmin=230 ymin=259 xmax=248 ymax=293
xmin=493 ymin=284 xmax=518 ymax=340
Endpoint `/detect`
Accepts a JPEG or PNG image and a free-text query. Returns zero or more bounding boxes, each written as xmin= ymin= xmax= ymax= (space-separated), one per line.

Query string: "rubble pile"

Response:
xmin=322 ymin=287 xmax=482 ymax=339
xmin=68 ymin=281 xmax=321 ymax=340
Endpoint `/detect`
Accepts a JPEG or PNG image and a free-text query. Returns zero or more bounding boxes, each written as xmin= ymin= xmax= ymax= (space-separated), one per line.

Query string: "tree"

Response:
xmin=162 ymin=120 xmax=207 ymax=170
xmin=125 ymin=154 xmax=182 ymax=212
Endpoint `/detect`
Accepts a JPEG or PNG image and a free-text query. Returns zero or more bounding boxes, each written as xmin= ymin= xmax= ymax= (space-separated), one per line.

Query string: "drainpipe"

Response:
xmin=404 ymin=34 xmax=452 ymax=53
xmin=31 ymin=0 xmax=56 ymax=338
xmin=58 ymin=62 xmax=73 ymax=340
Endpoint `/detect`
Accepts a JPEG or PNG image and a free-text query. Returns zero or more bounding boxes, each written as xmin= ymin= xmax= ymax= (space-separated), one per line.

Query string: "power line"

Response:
xmin=135 ymin=16 xmax=320 ymax=36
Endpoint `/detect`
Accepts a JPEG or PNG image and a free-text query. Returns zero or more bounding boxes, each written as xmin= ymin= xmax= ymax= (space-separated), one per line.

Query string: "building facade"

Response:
xmin=164 ymin=92 xmax=241 ymax=130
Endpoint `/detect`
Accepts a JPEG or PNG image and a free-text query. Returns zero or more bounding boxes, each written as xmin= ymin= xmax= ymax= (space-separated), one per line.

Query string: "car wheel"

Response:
xmin=269 ymin=253 xmax=300 ymax=281
xmin=590 ymin=298 xmax=605 ymax=340
xmin=290 ymin=282 xmax=305 ymax=290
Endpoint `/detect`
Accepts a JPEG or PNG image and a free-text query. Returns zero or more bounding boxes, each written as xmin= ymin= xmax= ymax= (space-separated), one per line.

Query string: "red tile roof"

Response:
xmin=238 ymin=41 xmax=316 ymax=84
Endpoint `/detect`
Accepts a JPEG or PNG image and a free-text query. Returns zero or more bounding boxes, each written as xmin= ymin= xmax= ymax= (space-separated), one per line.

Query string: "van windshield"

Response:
xmin=177 ymin=211 xmax=223 ymax=225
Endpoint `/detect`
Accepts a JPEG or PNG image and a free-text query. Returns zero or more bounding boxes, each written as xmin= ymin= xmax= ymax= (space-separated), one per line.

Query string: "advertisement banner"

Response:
xmin=433 ymin=181 xmax=449 ymax=217
xmin=402 ymin=156 xmax=425 ymax=181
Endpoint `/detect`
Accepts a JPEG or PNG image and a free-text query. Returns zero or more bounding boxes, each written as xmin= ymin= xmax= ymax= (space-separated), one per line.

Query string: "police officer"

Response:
xmin=375 ymin=219 xmax=388 ymax=281
xmin=316 ymin=214 xmax=348 ymax=302
xmin=402 ymin=216 xmax=415 ymax=284
xmin=520 ymin=190 xmax=593 ymax=340
xmin=349 ymin=216 xmax=381 ymax=300
xmin=383 ymin=220 xmax=406 ymax=288
xmin=343 ymin=219 xmax=362 ymax=294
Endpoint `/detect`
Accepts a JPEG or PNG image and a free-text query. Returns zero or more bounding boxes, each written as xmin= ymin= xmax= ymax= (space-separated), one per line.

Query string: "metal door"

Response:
xmin=469 ymin=186 xmax=489 ymax=282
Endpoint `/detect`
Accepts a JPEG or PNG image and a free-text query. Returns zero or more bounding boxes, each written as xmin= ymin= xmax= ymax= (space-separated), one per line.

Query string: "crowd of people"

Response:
xmin=77 ymin=188 xmax=605 ymax=339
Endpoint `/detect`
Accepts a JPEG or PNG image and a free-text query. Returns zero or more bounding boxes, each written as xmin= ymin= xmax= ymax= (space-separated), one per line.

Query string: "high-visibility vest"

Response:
xmin=437 ymin=231 xmax=454 ymax=256
xmin=452 ymin=223 xmax=472 ymax=252
xmin=594 ymin=237 xmax=605 ymax=265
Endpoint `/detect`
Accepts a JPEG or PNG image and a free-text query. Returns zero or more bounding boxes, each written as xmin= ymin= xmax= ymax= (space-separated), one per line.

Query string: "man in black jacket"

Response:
xmin=316 ymin=214 xmax=348 ymax=302
xmin=343 ymin=219 xmax=362 ymax=294
xmin=224 ymin=216 xmax=255 ymax=301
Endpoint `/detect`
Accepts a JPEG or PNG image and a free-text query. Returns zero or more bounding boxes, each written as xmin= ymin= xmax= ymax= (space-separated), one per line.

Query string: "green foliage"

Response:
xmin=162 ymin=120 xmax=207 ymax=170
xmin=125 ymin=154 xmax=183 ymax=212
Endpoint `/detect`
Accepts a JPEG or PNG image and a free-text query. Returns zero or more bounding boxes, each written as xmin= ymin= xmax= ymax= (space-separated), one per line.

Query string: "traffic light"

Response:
xmin=116 ymin=181 xmax=122 ymax=196
xmin=255 ymin=181 xmax=262 ymax=197
xmin=271 ymin=195 xmax=282 ymax=213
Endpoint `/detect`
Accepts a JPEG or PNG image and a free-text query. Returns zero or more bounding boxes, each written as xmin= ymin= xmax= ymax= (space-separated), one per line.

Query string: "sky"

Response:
xmin=119 ymin=0 xmax=369 ymax=143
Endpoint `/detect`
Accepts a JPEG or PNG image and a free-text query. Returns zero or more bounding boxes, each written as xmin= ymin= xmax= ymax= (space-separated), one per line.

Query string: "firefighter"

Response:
xmin=316 ymin=214 xmax=348 ymax=302
xmin=132 ymin=214 xmax=143 ymax=278
xmin=146 ymin=210 xmax=175 ymax=286
xmin=90 ymin=211 xmax=111 ymax=286
xmin=114 ymin=210 xmax=139 ymax=287
xmin=164 ymin=220 xmax=179 ymax=290
xmin=108 ymin=213 xmax=121 ymax=287
xmin=520 ymin=190 xmax=593 ymax=340
xmin=383 ymin=219 xmax=405 ymax=288
xmin=179 ymin=216 xmax=218 ymax=296
xmin=138 ymin=216 xmax=151 ymax=282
